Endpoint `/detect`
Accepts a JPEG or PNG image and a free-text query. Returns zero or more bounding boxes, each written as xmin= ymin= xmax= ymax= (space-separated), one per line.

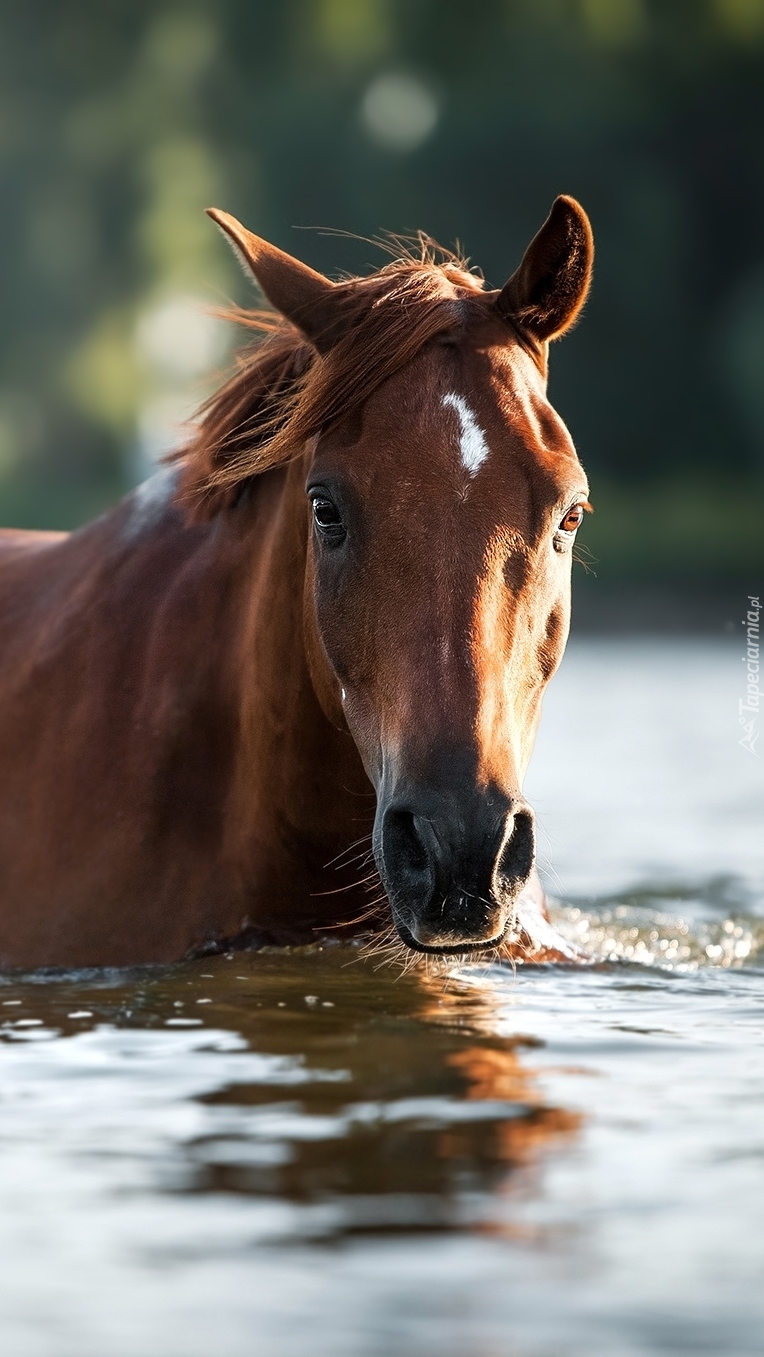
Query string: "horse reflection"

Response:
xmin=189 ymin=955 xmax=581 ymax=1235
xmin=0 ymin=946 xmax=580 ymax=1237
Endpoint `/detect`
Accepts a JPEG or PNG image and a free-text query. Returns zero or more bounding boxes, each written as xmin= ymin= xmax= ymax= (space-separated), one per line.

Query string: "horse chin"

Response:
xmin=392 ymin=919 xmax=509 ymax=957
xmin=388 ymin=871 xmax=587 ymax=964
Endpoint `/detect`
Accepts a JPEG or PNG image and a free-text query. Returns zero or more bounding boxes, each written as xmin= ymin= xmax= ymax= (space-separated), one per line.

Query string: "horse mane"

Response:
xmin=177 ymin=239 xmax=501 ymax=519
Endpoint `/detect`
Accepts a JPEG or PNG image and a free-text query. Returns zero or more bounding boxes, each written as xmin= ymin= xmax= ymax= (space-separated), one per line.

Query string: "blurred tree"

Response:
xmin=0 ymin=0 xmax=762 ymax=584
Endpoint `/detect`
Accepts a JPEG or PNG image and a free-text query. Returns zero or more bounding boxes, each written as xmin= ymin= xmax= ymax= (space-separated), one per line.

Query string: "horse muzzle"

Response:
xmin=375 ymin=788 xmax=536 ymax=953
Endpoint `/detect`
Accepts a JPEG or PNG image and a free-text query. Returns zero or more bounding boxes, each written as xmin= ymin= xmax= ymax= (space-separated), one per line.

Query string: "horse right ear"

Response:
xmin=206 ymin=208 xmax=342 ymax=353
xmin=496 ymin=196 xmax=594 ymax=343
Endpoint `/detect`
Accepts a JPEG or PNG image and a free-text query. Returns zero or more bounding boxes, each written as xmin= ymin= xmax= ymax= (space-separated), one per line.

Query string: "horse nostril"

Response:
xmin=497 ymin=809 xmax=535 ymax=891
xmin=381 ymin=807 xmax=436 ymax=886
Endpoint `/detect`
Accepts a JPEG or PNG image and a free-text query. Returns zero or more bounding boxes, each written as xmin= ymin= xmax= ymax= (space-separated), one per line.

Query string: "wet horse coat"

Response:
xmin=0 ymin=197 xmax=593 ymax=968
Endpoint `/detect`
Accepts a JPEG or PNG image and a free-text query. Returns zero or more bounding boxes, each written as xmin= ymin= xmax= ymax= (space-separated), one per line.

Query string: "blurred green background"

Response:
xmin=0 ymin=0 xmax=762 ymax=613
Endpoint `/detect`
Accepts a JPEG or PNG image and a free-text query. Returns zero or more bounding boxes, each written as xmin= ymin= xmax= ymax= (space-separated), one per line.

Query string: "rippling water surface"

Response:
xmin=1 ymin=639 xmax=762 ymax=1357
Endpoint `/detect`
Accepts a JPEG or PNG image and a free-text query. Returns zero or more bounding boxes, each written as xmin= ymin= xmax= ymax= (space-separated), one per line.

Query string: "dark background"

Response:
xmin=1 ymin=0 xmax=762 ymax=617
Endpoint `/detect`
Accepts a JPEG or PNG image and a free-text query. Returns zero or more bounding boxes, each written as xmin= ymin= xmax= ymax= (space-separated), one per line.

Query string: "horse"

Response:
xmin=0 ymin=195 xmax=593 ymax=969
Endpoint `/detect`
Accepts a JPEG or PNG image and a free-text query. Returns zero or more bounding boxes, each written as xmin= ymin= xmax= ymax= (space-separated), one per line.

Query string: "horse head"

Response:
xmin=204 ymin=198 xmax=593 ymax=955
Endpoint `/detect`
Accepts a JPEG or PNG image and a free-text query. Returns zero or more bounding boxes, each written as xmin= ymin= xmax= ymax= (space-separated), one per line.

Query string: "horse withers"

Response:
xmin=0 ymin=197 xmax=593 ymax=967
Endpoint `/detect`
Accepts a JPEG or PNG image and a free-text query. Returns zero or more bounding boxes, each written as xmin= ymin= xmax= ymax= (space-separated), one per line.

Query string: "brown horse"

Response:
xmin=0 ymin=196 xmax=593 ymax=969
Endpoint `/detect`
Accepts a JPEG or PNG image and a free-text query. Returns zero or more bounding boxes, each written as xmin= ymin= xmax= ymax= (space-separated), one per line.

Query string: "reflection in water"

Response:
xmin=0 ymin=913 xmax=763 ymax=1357
xmin=0 ymin=948 xmax=579 ymax=1248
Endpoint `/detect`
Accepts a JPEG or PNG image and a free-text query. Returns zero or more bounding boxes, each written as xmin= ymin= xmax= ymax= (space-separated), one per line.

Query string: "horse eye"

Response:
xmin=559 ymin=505 xmax=584 ymax=534
xmin=310 ymin=495 xmax=346 ymax=542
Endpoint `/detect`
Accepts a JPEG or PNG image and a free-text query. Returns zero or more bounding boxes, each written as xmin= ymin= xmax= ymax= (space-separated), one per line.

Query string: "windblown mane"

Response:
xmin=178 ymin=240 xmax=496 ymax=519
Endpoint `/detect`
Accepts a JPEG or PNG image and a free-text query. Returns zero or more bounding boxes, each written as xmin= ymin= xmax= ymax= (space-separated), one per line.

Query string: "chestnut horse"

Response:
xmin=0 ymin=196 xmax=593 ymax=968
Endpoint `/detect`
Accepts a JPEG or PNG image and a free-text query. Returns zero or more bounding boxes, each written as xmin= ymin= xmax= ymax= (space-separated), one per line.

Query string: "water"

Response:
xmin=0 ymin=638 xmax=762 ymax=1357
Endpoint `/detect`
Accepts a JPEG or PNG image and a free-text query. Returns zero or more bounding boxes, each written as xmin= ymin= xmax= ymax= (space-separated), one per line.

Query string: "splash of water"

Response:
xmin=549 ymin=894 xmax=764 ymax=971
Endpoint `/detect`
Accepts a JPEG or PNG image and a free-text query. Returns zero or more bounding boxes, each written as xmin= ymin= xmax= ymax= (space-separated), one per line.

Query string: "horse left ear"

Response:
xmin=206 ymin=207 xmax=341 ymax=352
xmin=496 ymin=196 xmax=593 ymax=343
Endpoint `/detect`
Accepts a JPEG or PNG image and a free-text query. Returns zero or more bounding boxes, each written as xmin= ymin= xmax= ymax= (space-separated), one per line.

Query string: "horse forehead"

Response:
xmin=330 ymin=340 xmax=576 ymax=492
xmin=480 ymin=345 xmax=574 ymax=448
xmin=434 ymin=342 xmax=572 ymax=451
xmin=438 ymin=355 xmax=575 ymax=480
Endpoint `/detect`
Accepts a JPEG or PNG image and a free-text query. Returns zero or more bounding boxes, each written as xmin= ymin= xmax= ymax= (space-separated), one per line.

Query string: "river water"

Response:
xmin=0 ymin=638 xmax=762 ymax=1357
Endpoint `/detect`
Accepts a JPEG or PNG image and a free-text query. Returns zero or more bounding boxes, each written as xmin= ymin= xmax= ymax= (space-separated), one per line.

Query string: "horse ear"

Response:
xmin=206 ymin=207 xmax=340 ymax=352
xmin=496 ymin=196 xmax=593 ymax=343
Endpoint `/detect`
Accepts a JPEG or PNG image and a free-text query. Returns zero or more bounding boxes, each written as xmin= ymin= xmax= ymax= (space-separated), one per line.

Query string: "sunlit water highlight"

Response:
xmin=0 ymin=639 xmax=762 ymax=1357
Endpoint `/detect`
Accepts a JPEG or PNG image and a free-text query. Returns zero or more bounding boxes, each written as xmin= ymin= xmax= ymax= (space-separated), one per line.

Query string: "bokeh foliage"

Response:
xmin=0 ymin=0 xmax=763 ymax=583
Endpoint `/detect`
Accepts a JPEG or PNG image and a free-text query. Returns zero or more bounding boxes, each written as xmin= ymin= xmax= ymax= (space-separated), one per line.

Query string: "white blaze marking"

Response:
xmin=442 ymin=393 xmax=489 ymax=477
